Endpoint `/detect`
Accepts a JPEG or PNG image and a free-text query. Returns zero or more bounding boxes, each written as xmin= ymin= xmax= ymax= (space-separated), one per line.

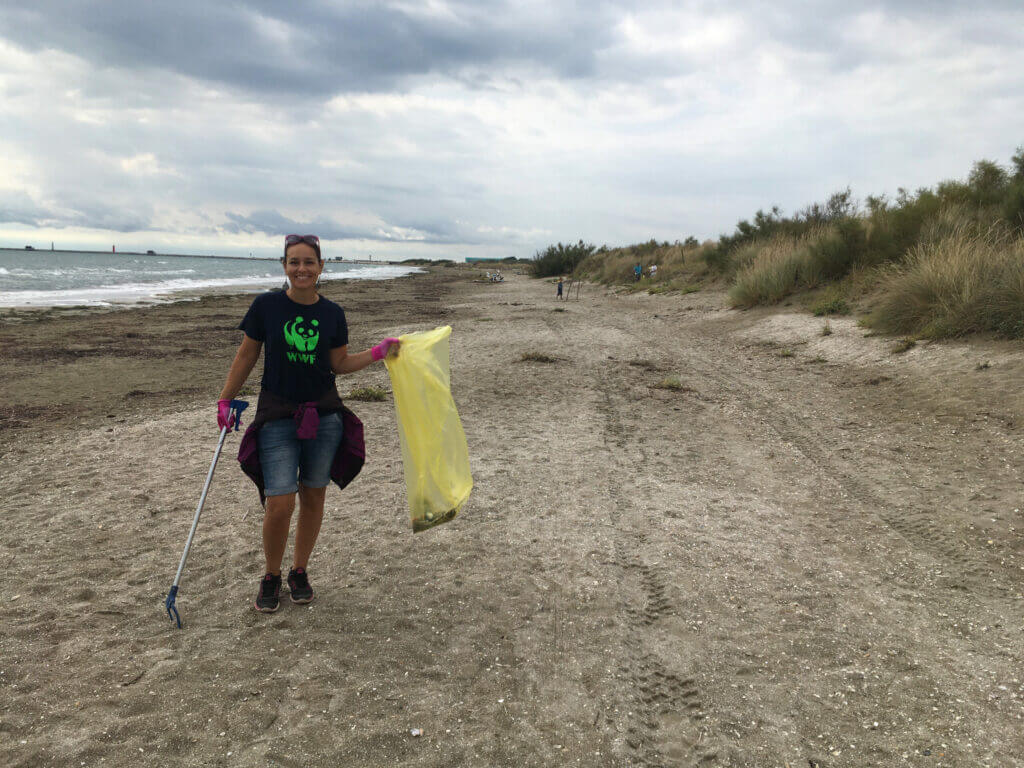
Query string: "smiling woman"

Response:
xmin=215 ymin=233 xmax=402 ymax=614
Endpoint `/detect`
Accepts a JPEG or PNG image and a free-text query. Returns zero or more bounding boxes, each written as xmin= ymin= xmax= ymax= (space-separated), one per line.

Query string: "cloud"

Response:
xmin=2 ymin=2 xmax=1024 ymax=258
xmin=0 ymin=1 xmax=618 ymax=97
xmin=0 ymin=189 xmax=153 ymax=232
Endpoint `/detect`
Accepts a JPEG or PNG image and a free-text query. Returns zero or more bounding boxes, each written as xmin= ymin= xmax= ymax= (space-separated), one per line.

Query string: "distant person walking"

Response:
xmin=556 ymin=276 xmax=563 ymax=300
xmin=217 ymin=233 xmax=401 ymax=613
xmin=649 ymin=264 xmax=657 ymax=279
xmin=634 ymin=263 xmax=642 ymax=282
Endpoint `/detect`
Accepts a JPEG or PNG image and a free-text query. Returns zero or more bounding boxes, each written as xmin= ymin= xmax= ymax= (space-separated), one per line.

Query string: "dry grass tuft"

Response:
xmin=653 ymin=375 xmax=689 ymax=391
xmin=866 ymin=225 xmax=1024 ymax=339
xmin=348 ymin=386 xmax=388 ymax=401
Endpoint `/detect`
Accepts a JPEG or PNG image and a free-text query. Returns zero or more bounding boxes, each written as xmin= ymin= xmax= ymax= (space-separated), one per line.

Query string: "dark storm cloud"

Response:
xmin=0 ymin=1 xmax=615 ymax=97
xmin=0 ymin=191 xmax=153 ymax=233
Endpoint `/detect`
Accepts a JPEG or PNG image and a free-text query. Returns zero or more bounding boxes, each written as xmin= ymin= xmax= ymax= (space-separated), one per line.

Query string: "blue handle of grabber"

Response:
xmin=165 ymin=399 xmax=248 ymax=629
xmin=229 ymin=399 xmax=248 ymax=431
xmin=165 ymin=585 xmax=181 ymax=628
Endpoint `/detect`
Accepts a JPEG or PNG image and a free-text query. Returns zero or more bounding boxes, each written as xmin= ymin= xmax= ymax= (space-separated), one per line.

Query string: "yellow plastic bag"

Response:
xmin=384 ymin=325 xmax=472 ymax=531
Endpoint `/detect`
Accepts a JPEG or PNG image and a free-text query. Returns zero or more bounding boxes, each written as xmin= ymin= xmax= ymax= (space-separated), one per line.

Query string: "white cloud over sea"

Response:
xmin=1 ymin=1 xmax=1022 ymax=259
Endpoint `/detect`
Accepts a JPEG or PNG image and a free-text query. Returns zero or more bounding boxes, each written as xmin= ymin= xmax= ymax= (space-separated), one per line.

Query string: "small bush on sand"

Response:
xmin=821 ymin=320 xmax=833 ymax=336
xmin=520 ymin=351 xmax=557 ymax=363
xmin=810 ymin=287 xmax=851 ymax=316
xmin=891 ymin=338 xmax=917 ymax=354
xmin=654 ymin=375 xmax=685 ymax=390
xmin=349 ymin=386 xmax=388 ymax=401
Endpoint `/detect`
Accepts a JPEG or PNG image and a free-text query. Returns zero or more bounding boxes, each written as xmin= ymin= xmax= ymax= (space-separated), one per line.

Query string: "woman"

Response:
xmin=217 ymin=234 xmax=399 ymax=613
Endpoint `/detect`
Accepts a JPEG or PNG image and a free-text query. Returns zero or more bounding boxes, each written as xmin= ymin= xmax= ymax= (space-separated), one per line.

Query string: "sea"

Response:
xmin=0 ymin=249 xmax=423 ymax=308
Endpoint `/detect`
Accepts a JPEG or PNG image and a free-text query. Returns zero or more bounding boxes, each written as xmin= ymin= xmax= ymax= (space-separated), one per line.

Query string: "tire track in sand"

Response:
xmin=596 ymin=378 xmax=718 ymax=768
xmin=694 ymin=358 xmax=1019 ymax=601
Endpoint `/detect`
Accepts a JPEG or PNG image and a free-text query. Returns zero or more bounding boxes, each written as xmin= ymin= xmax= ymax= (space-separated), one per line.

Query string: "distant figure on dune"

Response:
xmin=217 ymin=233 xmax=402 ymax=614
xmin=557 ymin=276 xmax=563 ymax=300
xmin=649 ymin=264 xmax=657 ymax=278
xmin=634 ymin=263 xmax=642 ymax=282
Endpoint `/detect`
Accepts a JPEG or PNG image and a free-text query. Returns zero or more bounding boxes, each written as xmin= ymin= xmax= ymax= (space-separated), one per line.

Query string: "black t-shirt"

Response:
xmin=239 ymin=291 xmax=348 ymax=403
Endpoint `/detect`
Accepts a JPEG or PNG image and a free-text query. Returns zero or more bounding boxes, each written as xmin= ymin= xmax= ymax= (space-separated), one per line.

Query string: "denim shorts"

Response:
xmin=257 ymin=412 xmax=344 ymax=497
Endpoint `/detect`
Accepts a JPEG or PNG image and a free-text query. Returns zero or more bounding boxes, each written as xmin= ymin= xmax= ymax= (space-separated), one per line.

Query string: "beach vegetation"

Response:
xmin=809 ymin=287 xmax=851 ymax=316
xmin=864 ymin=225 xmax=1024 ymax=339
xmin=573 ymin=237 xmax=715 ymax=291
xmin=708 ymin=150 xmax=1024 ymax=335
xmin=654 ymin=374 xmax=685 ymax=390
xmin=531 ymin=240 xmax=596 ymax=278
xmin=348 ymin=386 xmax=389 ymax=401
xmin=535 ymin=147 xmax=1024 ymax=341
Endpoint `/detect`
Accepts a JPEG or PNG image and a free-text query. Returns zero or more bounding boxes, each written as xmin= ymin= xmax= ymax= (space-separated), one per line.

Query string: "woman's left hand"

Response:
xmin=371 ymin=337 xmax=400 ymax=361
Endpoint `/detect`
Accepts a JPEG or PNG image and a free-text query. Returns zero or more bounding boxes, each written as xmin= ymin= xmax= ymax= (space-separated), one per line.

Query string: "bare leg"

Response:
xmin=293 ymin=483 xmax=327 ymax=570
xmin=263 ymin=493 xmax=295 ymax=575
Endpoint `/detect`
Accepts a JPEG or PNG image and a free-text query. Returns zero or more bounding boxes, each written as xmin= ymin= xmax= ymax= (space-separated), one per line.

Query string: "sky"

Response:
xmin=1 ymin=1 xmax=1023 ymax=260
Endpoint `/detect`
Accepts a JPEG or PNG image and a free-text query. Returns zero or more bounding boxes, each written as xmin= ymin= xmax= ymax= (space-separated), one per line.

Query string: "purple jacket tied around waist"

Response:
xmin=237 ymin=390 xmax=365 ymax=506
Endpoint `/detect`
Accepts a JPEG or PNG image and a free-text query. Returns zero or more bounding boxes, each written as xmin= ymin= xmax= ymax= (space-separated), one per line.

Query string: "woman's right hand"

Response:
xmin=371 ymin=337 xmax=400 ymax=361
xmin=217 ymin=399 xmax=233 ymax=430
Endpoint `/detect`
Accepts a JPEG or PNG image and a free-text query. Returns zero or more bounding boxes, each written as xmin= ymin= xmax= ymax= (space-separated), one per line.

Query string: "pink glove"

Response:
xmin=217 ymin=399 xmax=232 ymax=430
xmin=371 ymin=337 xmax=400 ymax=362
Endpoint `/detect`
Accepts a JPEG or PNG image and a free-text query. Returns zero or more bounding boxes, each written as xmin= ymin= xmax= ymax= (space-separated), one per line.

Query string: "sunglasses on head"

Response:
xmin=283 ymin=233 xmax=321 ymax=259
xmin=284 ymin=234 xmax=320 ymax=248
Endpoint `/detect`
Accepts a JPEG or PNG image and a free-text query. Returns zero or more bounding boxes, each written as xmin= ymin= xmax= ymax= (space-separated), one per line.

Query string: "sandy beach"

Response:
xmin=2 ymin=267 xmax=1023 ymax=767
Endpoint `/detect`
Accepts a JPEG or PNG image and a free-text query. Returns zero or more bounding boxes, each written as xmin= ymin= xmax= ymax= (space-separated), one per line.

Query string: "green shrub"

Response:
xmin=810 ymin=288 xmax=851 ymax=316
xmin=802 ymin=218 xmax=867 ymax=284
xmin=531 ymin=240 xmax=596 ymax=278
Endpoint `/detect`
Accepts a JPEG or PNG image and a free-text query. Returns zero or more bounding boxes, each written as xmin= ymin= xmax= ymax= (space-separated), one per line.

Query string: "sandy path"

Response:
xmin=1 ymin=271 xmax=1023 ymax=766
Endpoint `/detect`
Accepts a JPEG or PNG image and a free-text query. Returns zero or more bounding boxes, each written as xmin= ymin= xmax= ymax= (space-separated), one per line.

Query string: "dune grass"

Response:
xmin=529 ymin=150 xmax=1024 ymax=341
xmin=574 ymin=239 xmax=716 ymax=291
xmin=865 ymin=226 xmax=1024 ymax=339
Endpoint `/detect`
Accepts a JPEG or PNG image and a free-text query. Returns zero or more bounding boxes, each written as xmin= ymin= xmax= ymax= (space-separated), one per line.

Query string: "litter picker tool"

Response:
xmin=165 ymin=399 xmax=248 ymax=628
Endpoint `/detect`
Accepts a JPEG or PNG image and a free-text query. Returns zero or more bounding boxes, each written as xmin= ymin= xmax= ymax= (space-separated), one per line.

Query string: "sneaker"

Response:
xmin=254 ymin=572 xmax=282 ymax=613
xmin=287 ymin=567 xmax=314 ymax=604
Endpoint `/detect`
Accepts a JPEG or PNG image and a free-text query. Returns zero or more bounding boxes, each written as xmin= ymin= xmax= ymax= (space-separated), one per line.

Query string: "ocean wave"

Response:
xmin=0 ymin=267 xmax=9 ymax=275
xmin=0 ymin=266 xmax=424 ymax=308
